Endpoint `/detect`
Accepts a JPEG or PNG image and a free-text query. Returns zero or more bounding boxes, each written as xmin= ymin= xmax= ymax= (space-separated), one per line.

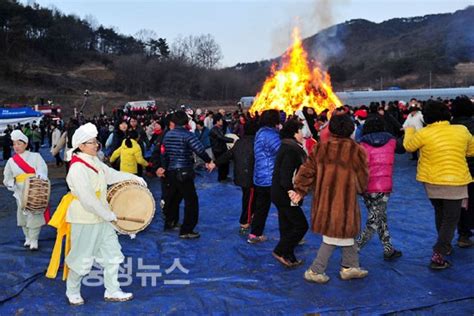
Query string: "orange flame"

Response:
xmin=250 ymin=28 xmax=342 ymax=115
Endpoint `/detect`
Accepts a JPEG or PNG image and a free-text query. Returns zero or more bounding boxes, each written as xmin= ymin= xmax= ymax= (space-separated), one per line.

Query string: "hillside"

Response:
xmin=233 ymin=6 xmax=474 ymax=90
xmin=1 ymin=2 xmax=473 ymax=115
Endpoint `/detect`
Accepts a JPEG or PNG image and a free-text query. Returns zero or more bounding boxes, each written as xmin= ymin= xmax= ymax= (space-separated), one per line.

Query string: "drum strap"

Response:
xmin=46 ymin=191 xmax=100 ymax=280
xmin=13 ymin=154 xmax=36 ymax=183
xmin=70 ymin=155 xmax=99 ymax=173
xmin=12 ymin=154 xmax=51 ymax=222
xmin=13 ymin=153 xmax=36 ymax=174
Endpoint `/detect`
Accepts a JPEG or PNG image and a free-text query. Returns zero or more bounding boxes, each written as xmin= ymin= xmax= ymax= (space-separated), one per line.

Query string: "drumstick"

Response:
xmin=116 ymin=216 xmax=145 ymax=224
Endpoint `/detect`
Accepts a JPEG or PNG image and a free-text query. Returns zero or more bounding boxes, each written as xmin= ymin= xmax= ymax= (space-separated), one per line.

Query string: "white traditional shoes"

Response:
xmin=66 ymin=290 xmax=133 ymax=306
xmin=29 ymin=240 xmax=38 ymax=251
xmin=66 ymin=293 xmax=85 ymax=306
xmin=104 ymin=290 xmax=134 ymax=302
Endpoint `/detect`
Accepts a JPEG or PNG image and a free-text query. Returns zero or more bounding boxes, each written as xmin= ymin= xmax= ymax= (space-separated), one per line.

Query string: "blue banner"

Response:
xmin=0 ymin=107 xmax=43 ymax=119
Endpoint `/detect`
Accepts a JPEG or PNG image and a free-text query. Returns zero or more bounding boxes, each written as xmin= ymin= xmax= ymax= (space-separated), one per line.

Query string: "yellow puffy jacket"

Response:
xmin=404 ymin=121 xmax=474 ymax=185
xmin=110 ymin=138 xmax=148 ymax=174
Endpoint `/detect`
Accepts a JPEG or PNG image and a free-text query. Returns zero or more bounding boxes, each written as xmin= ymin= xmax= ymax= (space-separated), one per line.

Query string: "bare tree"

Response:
xmin=171 ymin=34 xmax=222 ymax=69
xmin=135 ymin=29 xmax=167 ymax=57
xmin=134 ymin=29 xmax=158 ymax=43
xmin=171 ymin=34 xmax=198 ymax=64
xmin=195 ymin=34 xmax=223 ymax=69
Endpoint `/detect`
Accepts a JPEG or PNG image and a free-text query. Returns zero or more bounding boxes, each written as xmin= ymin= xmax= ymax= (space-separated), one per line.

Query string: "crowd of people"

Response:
xmin=1 ymin=96 xmax=473 ymax=304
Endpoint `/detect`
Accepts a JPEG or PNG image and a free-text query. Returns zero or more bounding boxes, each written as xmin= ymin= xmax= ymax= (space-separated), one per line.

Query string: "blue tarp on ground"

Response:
xmin=0 ymin=155 xmax=473 ymax=315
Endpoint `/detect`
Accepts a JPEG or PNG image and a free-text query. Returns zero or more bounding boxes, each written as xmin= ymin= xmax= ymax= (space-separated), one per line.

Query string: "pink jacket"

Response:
xmin=360 ymin=133 xmax=396 ymax=193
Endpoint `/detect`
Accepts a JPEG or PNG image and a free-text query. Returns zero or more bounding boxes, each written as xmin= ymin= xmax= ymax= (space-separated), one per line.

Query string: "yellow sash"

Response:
xmin=15 ymin=173 xmax=35 ymax=183
xmin=46 ymin=191 xmax=100 ymax=280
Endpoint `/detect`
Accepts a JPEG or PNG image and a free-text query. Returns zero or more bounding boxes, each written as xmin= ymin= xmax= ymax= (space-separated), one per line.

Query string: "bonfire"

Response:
xmin=250 ymin=28 xmax=342 ymax=115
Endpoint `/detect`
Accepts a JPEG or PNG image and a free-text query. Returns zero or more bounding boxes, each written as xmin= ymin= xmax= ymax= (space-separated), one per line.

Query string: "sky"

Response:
xmin=30 ymin=0 xmax=473 ymax=67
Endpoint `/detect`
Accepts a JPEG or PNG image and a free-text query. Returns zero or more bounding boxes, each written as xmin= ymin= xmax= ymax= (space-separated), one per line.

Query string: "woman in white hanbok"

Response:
xmin=3 ymin=130 xmax=48 ymax=250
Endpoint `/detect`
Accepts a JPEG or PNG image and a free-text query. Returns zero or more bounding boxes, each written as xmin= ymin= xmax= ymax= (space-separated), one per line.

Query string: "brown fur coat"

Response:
xmin=294 ymin=137 xmax=368 ymax=238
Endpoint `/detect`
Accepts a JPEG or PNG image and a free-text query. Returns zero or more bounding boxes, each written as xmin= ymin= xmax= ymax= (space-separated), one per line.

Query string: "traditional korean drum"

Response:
xmin=225 ymin=133 xmax=239 ymax=150
xmin=21 ymin=177 xmax=51 ymax=214
xmin=107 ymin=180 xmax=155 ymax=235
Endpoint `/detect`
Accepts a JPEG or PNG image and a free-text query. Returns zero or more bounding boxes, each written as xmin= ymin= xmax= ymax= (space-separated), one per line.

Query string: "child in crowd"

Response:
xmin=110 ymin=130 xmax=149 ymax=175
xmin=357 ymin=117 xmax=402 ymax=260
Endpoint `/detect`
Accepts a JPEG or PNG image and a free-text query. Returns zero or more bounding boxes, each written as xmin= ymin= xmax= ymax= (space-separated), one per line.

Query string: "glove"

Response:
xmin=105 ymin=211 xmax=117 ymax=222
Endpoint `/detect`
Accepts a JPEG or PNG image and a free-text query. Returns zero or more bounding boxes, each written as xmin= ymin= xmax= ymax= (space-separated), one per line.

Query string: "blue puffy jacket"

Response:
xmin=163 ymin=127 xmax=211 ymax=171
xmin=253 ymin=127 xmax=281 ymax=187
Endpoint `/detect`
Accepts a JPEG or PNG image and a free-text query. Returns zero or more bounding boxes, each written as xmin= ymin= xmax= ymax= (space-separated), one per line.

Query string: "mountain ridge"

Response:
xmin=232 ymin=6 xmax=474 ymax=90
